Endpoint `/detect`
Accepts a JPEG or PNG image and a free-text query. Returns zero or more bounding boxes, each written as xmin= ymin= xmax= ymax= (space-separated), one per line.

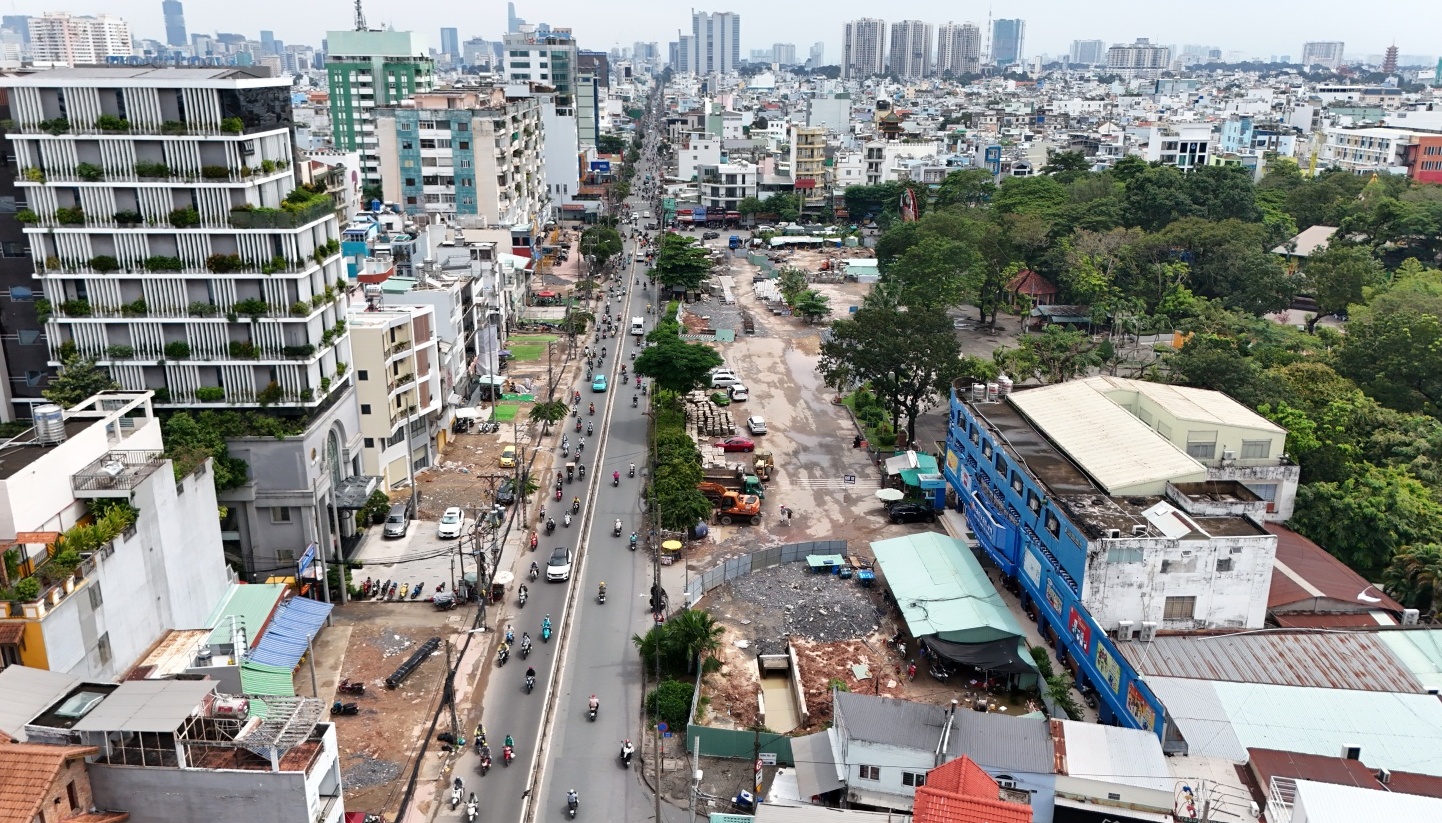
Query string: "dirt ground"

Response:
xmin=306 ymin=602 xmax=479 ymax=816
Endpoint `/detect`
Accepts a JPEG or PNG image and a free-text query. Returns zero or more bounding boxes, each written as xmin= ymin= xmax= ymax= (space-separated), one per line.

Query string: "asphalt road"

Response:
xmin=435 ymin=122 xmax=682 ymax=823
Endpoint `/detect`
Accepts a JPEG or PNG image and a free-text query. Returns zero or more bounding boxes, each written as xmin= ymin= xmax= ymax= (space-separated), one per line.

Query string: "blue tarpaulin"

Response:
xmin=245 ymin=597 xmax=333 ymax=669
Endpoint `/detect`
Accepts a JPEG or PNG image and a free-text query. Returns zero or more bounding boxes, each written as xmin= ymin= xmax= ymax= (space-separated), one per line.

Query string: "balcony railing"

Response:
xmin=71 ymin=450 xmax=166 ymax=497
xmin=229 ymin=201 xmax=337 ymax=229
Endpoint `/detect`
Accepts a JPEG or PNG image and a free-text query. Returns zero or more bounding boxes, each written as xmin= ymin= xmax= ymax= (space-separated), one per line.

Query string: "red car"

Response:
xmin=713 ymin=437 xmax=755 ymax=453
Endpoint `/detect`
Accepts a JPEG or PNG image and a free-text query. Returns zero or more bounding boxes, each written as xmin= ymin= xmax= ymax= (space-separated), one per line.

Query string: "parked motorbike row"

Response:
xmin=360 ymin=577 xmax=426 ymax=602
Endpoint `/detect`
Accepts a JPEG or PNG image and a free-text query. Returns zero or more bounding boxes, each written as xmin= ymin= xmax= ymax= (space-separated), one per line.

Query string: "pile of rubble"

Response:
xmin=685 ymin=393 xmax=736 ymax=437
xmin=724 ymin=562 xmax=882 ymax=644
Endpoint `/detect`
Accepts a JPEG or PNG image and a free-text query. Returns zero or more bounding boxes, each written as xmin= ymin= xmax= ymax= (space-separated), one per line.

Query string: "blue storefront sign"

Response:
xmin=590 ymin=160 xmax=612 ymax=173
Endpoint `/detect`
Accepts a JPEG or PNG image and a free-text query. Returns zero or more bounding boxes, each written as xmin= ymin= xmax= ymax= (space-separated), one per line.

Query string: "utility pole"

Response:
xmin=445 ymin=638 xmax=459 ymax=737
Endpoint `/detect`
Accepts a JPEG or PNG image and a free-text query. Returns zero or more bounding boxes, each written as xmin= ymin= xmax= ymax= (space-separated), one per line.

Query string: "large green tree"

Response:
xmin=1382 ymin=544 xmax=1442 ymax=613
xmin=43 ymin=354 xmax=119 ymax=408
xmin=652 ymin=233 xmax=712 ymax=291
xmin=1289 ymin=463 xmax=1442 ymax=575
xmin=581 ymin=226 xmax=624 ymax=271
xmin=933 ymin=169 xmax=996 ymax=209
xmin=634 ymin=334 xmax=724 ymax=395
xmin=819 ymin=306 xmax=960 ymax=443
xmin=1300 ymin=244 xmax=1385 ymax=332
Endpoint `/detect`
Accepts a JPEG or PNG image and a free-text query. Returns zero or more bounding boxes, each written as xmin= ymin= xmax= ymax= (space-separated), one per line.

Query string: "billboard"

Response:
xmin=589 ymin=160 xmax=612 ymax=173
xmin=692 ymin=206 xmax=708 ymax=223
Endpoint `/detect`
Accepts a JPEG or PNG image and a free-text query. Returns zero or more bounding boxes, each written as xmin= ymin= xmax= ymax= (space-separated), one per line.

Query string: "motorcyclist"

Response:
xmin=629 ymin=462 xmax=636 ymax=476
xmin=572 ymin=496 xmax=581 ymax=513
xmin=588 ymin=694 xmax=599 ymax=713
xmin=578 ymin=463 xmax=586 ymax=479
xmin=630 ymin=532 xmax=638 ymax=549
xmin=474 ymin=724 xmax=487 ymax=747
xmin=526 ymin=666 xmax=536 ymax=681
xmin=505 ymin=733 xmax=515 ymax=750
xmin=586 ymin=422 xmax=593 ymax=436
xmin=542 ymin=614 xmax=552 ymax=633
xmin=588 ymin=402 xmax=595 ymax=415
xmin=521 ymin=632 xmax=532 ymax=653
xmin=505 ymin=624 xmax=514 ymax=645
xmin=530 ymin=561 xmax=540 ymax=579
xmin=613 ymin=470 xmax=621 ymax=484
xmin=599 ymin=581 xmax=607 ymax=598
xmin=632 ymin=395 xmax=638 ymax=407
xmin=567 ymin=790 xmax=579 ymax=809
xmin=546 ymin=517 xmax=556 ymax=533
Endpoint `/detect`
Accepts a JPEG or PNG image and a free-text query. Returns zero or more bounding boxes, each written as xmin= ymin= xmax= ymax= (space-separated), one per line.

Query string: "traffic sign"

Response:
xmin=843 ymin=474 xmax=856 ymax=484
xmin=298 ymin=542 xmax=317 ymax=575
xmin=663 ymin=732 xmax=673 ymax=738
xmin=657 ymin=722 xmax=669 ymax=733
xmin=758 ymin=752 xmax=777 ymax=766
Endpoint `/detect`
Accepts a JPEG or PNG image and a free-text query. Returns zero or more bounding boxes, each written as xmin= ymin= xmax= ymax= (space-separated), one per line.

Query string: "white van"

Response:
xmin=630 ymin=317 xmax=646 ymax=337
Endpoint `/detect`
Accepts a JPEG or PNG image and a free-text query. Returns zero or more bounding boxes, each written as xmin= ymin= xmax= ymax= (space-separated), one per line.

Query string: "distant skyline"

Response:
xmin=4 ymin=1 xmax=1428 ymax=65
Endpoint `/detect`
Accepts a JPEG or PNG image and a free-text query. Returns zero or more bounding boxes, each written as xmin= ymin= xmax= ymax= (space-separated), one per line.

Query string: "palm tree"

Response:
xmin=1383 ymin=543 xmax=1442 ymax=614
xmin=664 ymin=609 xmax=724 ymax=673
xmin=528 ymin=399 xmax=569 ymax=434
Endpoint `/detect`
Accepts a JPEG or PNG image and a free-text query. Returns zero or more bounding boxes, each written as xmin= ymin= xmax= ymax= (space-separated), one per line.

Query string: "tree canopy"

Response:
xmin=652 ymin=233 xmax=712 ymax=291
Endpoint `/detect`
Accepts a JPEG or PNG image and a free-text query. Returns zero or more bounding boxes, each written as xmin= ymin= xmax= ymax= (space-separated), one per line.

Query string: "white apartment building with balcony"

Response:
xmin=1140 ymin=123 xmax=1214 ymax=169
xmin=1106 ymin=39 xmax=1172 ymax=79
xmin=0 ymin=67 xmax=353 ymax=410
xmin=789 ymin=124 xmax=827 ymax=207
xmin=374 ymin=87 xmax=545 ymax=231
xmin=27 ymin=13 xmax=132 ymax=66
xmin=1320 ymin=126 xmax=1420 ymax=175
xmin=0 ymin=392 xmax=230 ymax=680
xmin=697 ymin=161 xmax=757 ymax=213
xmin=347 ymin=304 xmax=441 ymax=487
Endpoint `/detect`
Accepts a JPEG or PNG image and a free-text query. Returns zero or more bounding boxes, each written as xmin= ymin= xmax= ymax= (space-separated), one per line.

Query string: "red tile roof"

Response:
xmin=0 ymin=741 xmax=101 ymax=823
xmin=1005 ymin=269 xmax=1057 ymax=297
xmin=915 ymin=756 xmax=1033 ymax=823
xmin=1266 ymin=524 xmax=1403 ymax=615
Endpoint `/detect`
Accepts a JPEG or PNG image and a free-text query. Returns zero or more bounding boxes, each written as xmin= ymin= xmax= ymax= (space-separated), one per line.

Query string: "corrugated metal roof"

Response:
xmin=1292 ymin=779 xmax=1442 ymax=822
xmin=204 ymin=583 xmax=288 ymax=647
xmin=71 ymin=679 xmax=216 ymax=733
xmin=1008 ymin=379 xmax=1207 ymax=495
xmin=1118 ymin=632 xmax=1423 ymax=692
xmin=1056 ymin=720 xmax=1171 ymax=793
xmin=1378 ymin=630 xmax=1442 ymax=693
xmin=1149 ymin=677 xmax=1442 ymax=776
xmin=1120 ymin=378 xmax=1285 ymax=433
xmin=834 ymin=691 xmax=1054 ymax=776
xmin=246 ymin=597 xmax=333 ymax=669
xmin=871 ymin=534 xmax=1023 ymax=641
xmin=240 ymin=662 xmax=297 ymax=697
xmin=0 ymin=666 xmax=81 ymax=741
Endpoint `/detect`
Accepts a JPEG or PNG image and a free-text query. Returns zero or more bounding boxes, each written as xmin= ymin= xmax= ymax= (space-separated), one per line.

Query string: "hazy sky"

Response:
xmin=10 ymin=1 xmax=1427 ymax=63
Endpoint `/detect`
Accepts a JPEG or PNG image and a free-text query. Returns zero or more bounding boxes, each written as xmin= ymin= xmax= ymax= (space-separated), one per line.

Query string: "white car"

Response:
xmin=710 ymin=371 xmax=742 ymax=388
xmin=746 ymin=416 xmax=768 ymax=435
xmin=729 ymin=384 xmax=749 ymax=401
xmin=437 ymin=507 xmax=465 ymax=539
xmin=546 ymin=546 xmax=574 ymax=582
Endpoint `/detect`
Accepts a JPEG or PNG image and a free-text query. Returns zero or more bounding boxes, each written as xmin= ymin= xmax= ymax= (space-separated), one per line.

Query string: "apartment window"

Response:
xmin=1011 ymin=472 xmax=1024 ymax=494
xmin=420 ymin=139 xmax=436 ymax=149
xmin=1240 ymin=440 xmax=1270 ymax=459
xmin=0 ymin=241 xmax=26 ymax=257
xmin=1249 ymin=483 xmax=1278 ymax=502
xmin=981 ymin=441 xmax=993 ymax=460
xmin=458 ymin=141 xmax=470 ymax=150
xmin=358 ymin=370 xmax=369 ymax=380
xmin=18 ymin=330 xmax=41 ymax=346
xmin=1026 ymin=490 xmax=1041 ymax=514
xmin=96 ymin=632 xmax=112 ymax=664
xmin=25 ymin=370 xmax=44 ymax=387
xmin=1186 ymin=431 xmax=1217 ymax=460
xmin=994 ymin=452 xmax=1006 ymax=473
xmin=902 ymin=772 xmax=926 ymax=787
xmin=66 ymin=781 xmax=78 ymax=810
xmin=401 ymin=141 xmax=414 ymax=150
xmin=1216 ymin=558 xmax=1233 ymax=573
xmin=858 ymin=765 xmax=881 ymax=781
xmin=271 ymin=507 xmax=292 ymax=523
xmin=9 ymin=286 xmax=33 ymax=300
xmin=454 ymin=122 xmax=469 ymax=132
xmin=405 ymin=178 xmax=416 ymax=187
xmin=361 ymin=404 xmax=372 ymax=414
xmin=1043 ymin=511 xmax=1061 ymax=538
xmin=276 ymin=549 xmax=295 ymax=564
xmin=1163 ymin=596 xmax=1196 ymax=620
xmin=364 ymin=437 xmax=375 ymax=448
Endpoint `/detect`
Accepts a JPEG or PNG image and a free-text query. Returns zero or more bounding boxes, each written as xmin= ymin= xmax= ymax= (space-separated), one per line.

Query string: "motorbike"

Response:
xmin=612 ymin=473 xmax=620 ymax=487
xmin=520 ymin=639 xmax=532 ymax=659
xmin=529 ymin=564 xmax=540 ymax=581
xmin=479 ymin=754 xmax=491 ymax=776
xmin=399 ymin=583 xmax=410 ymax=599
xmin=563 ymin=513 xmax=572 ymax=528
xmin=588 ymin=701 xmax=598 ymax=722
xmin=560 ymin=444 xmax=570 ymax=458
xmin=519 ymin=588 xmax=529 ymax=608
xmin=410 ymin=581 xmax=423 ymax=600
xmin=465 ymin=794 xmax=477 ymax=823
xmin=1079 ymin=683 xmax=1099 ymax=710
xmin=542 ymin=621 xmax=552 ymax=642
xmin=632 ymin=395 xmax=638 ymax=408
xmin=567 ymin=793 xmax=578 ymax=819
xmin=338 ymin=679 xmax=366 ymax=695
xmin=502 ymin=746 xmax=514 ymax=767
xmin=589 ymin=403 xmax=595 ymax=416
xmin=330 ymin=701 xmax=359 ymax=716
xmin=571 ymin=500 xmax=581 ymax=515
xmin=545 ymin=518 xmax=556 ymax=535
xmin=575 ymin=419 xmax=582 ymax=432
xmin=529 ymin=532 xmax=538 ymax=551
xmin=586 ymin=423 xmax=593 ymax=437
xmin=525 ymin=674 xmax=535 ymax=693
xmin=555 ymin=488 xmax=563 ymax=501
xmin=620 ymin=741 xmax=634 ymax=768
xmin=613 ymin=519 xmax=623 ymax=537
xmin=496 ymin=645 xmax=509 ymax=666
xmin=360 ymin=577 xmax=372 ymax=597
xmin=375 ymin=579 xmax=389 ymax=600
xmin=629 ymin=533 xmax=638 ymax=551
xmin=450 ymin=778 xmax=464 ymax=810
xmin=628 ymin=464 xmax=636 ymax=478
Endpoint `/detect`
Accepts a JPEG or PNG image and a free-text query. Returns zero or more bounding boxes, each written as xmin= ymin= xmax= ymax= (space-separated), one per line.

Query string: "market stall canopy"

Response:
xmin=876 ymin=488 xmax=905 ymax=502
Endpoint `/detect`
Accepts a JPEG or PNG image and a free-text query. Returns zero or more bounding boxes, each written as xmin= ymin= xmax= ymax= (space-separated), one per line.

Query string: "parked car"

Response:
xmin=495 ymin=478 xmax=517 ymax=506
xmin=702 ymin=230 xmax=720 ymax=240
xmin=729 ymin=384 xmax=749 ymax=401
xmin=546 ymin=546 xmax=574 ymax=581
xmin=437 ymin=507 xmax=465 ymax=539
xmin=713 ymin=436 xmax=756 ymax=453
xmin=499 ymin=444 xmax=517 ymax=468
xmin=710 ymin=371 xmax=742 ymax=389
xmin=888 ymin=501 xmax=937 ymax=524
xmin=746 ymin=416 xmax=768 ymax=435
xmin=592 ymin=374 xmax=609 ymax=392
xmin=383 ymin=502 xmax=412 ymax=538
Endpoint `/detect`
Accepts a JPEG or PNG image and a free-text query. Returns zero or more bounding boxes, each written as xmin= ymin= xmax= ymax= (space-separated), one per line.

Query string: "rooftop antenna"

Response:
xmin=353 ymin=0 xmax=367 ymax=32
xmin=983 ymin=6 xmax=992 ymax=66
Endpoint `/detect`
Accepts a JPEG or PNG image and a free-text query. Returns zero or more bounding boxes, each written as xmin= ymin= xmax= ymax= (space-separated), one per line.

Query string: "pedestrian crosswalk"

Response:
xmin=779 ymin=477 xmax=882 ymax=490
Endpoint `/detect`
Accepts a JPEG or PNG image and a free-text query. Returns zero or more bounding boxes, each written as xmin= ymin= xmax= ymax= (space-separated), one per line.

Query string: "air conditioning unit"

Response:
xmin=1139 ymin=621 xmax=1158 ymax=642
xmin=1378 ymin=768 xmax=1392 ymax=785
xmin=1131 ymin=524 xmax=1147 ymax=536
xmin=1107 ymin=528 xmax=1121 ymax=539
xmin=1115 ymin=620 xmax=1134 ymax=641
xmin=1222 ymin=448 xmax=1236 ymax=461
xmin=1403 ymin=609 xmax=1420 ymax=625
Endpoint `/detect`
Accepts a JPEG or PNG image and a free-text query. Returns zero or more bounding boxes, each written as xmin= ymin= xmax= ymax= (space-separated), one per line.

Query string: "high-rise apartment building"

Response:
xmin=937 ymin=22 xmax=981 ymax=76
xmin=808 ymin=41 xmax=824 ymax=68
xmin=1070 ymin=39 xmax=1104 ymax=65
xmin=160 ymin=0 xmax=185 ymax=48
xmin=2 ymin=15 xmax=31 ymax=44
xmin=1106 ymin=38 xmax=1172 ymax=78
xmin=28 ymin=13 xmax=133 ymax=65
xmin=688 ymin=11 xmax=740 ymax=75
xmin=325 ymin=29 xmax=435 ymax=185
xmin=347 ymin=303 xmax=441 ymax=487
xmin=887 ymin=20 xmax=932 ymax=80
xmin=0 ymin=66 xmax=352 ymax=410
xmin=772 ymin=43 xmax=797 ymax=66
xmin=1301 ymin=41 xmax=1345 ymax=69
xmin=842 ymin=18 xmax=886 ymax=79
xmin=440 ymin=27 xmax=460 ymax=60
xmin=991 ymin=18 xmax=1025 ymax=66
xmin=508 ymin=2 xmax=526 ymax=33
xmin=503 ymin=28 xmax=578 ymax=107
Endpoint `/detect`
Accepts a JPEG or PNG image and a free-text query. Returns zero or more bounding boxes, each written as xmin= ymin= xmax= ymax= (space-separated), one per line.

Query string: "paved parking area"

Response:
xmin=351 ymin=519 xmax=484 ymax=601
